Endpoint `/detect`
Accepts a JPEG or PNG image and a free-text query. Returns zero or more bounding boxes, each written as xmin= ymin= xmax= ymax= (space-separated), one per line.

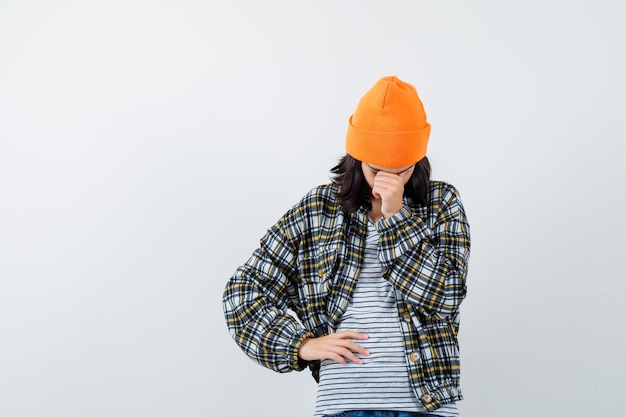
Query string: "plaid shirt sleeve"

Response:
xmin=222 ymin=196 xmax=315 ymax=373
xmin=376 ymin=181 xmax=470 ymax=319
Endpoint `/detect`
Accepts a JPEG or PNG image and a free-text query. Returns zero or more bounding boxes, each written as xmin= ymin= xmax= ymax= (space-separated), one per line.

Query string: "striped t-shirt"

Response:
xmin=314 ymin=219 xmax=459 ymax=417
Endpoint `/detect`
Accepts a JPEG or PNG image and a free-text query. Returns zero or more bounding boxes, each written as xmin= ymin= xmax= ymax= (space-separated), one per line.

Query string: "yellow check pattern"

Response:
xmin=223 ymin=181 xmax=470 ymax=411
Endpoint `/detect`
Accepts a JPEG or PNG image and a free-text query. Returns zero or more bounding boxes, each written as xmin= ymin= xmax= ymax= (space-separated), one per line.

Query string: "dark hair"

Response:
xmin=330 ymin=154 xmax=431 ymax=213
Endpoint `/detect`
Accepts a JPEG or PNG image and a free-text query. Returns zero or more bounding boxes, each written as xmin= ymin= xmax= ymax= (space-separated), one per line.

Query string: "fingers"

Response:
xmin=325 ymin=346 xmax=359 ymax=365
xmin=326 ymin=333 xmax=370 ymax=365
xmin=372 ymin=172 xmax=404 ymax=198
xmin=298 ymin=331 xmax=370 ymax=365
xmin=335 ymin=330 xmax=369 ymax=340
xmin=329 ymin=331 xmax=370 ymax=364
xmin=373 ymin=172 xmax=404 ymax=190
xmin=372 ymin=172 xmax=405 ymax=217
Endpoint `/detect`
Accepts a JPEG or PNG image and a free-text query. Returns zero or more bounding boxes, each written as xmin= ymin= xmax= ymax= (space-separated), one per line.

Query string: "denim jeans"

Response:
xmin=324 ymin=412 xmax=439 ymax=417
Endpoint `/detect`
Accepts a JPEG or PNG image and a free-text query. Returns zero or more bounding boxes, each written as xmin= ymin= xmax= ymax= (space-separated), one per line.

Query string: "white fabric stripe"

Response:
xmin=314 ymin=220 xmax=458 ymax=417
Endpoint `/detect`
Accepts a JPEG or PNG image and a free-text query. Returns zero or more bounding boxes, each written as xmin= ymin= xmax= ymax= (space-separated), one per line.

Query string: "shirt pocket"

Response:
xmin=298 ymin=239 xmax=342 ymax=281
xmin=297 ymin=243 xmax=339 ymax=302
xmin=316 ymin=244 xmax=341 ymax=283
xmin=295 ymin=244 xmax=342 ymax=330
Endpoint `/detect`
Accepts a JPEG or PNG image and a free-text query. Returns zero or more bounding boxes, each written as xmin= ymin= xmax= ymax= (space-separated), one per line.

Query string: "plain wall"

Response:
xmin=1 ymin=1 xmax=625 ymax=416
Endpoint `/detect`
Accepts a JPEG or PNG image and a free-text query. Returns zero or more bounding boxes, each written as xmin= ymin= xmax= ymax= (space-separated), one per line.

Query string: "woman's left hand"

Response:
xmin=372 ymin=171 xmax=405 ymax=218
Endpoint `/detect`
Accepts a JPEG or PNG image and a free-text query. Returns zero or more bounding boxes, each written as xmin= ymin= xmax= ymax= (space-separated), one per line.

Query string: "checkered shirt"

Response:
xmin=223 ymin=180 xmax=471 ymax=412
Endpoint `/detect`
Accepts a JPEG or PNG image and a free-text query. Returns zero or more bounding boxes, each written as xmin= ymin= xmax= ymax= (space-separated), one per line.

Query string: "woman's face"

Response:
xmin=361 ymin=162 xmax=415 ymax=192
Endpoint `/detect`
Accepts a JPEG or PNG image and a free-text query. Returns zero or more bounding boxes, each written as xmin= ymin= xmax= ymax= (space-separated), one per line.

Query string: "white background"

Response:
xmin=1 ymin=1 xmax=625 ymax=416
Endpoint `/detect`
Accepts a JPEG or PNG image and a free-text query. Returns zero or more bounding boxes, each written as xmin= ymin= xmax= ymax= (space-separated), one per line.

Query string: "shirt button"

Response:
xmin=421 ymin=394 xmax=433 ymax=404
xmin=318 ymin=268 xmax=324 ymax=278
xmin=402 ymin=313 xmax=411 ymax=322
xmin=409 ymin=352 xmax=419 ymax=363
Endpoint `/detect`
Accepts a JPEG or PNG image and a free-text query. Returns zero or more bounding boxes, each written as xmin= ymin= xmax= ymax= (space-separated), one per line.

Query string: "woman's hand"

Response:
xmin=298 ymin=331 xmax=370 ymax=365
xmin=372 ymin=171 xmax=405 ymax=218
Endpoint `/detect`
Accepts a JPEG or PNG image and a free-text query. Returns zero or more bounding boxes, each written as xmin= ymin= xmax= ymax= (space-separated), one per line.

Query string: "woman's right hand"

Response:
xmin=298 ymin=331 xmax=370 ymax=365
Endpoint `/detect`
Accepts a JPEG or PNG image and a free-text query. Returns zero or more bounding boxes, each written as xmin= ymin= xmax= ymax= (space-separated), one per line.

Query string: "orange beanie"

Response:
xmin=345 ymin=76 xmax=431 ymax=167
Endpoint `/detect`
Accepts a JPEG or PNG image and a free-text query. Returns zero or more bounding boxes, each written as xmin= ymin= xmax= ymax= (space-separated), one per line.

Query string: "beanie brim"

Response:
xmin=345 ymin=115 xmax=431 ymax=167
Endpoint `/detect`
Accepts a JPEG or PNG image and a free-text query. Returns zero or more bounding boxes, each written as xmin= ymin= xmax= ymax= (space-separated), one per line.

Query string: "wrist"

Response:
xmin=294 ymin=332 xmax=314 ymax=368
xmin=382 ymin=204 xmax=403 ymax=218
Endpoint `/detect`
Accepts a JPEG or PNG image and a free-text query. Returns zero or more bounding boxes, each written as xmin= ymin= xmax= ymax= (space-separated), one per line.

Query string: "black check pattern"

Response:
xmin=223 ymin=181 xmax=470 ymax=411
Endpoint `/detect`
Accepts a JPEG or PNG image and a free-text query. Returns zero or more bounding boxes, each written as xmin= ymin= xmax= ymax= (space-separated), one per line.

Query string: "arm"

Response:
xmin=223 ymin=206 xmax=314 ymax=373
xmin=376 ymin=183 xmax=471 ymax=319
xmin=223 ymin=187 xmax=371 ymax=371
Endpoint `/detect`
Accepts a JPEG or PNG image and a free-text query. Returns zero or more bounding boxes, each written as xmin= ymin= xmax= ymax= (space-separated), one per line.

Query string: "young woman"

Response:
xmin=223 ymin=76 xmax=471 ymax=417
